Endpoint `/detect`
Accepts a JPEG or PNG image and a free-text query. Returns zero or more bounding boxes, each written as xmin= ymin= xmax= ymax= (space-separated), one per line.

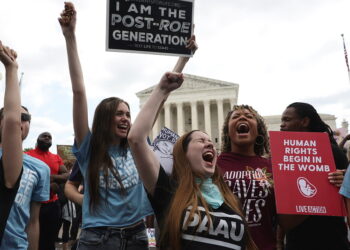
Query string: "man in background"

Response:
xmin=26 ymin=132 xmax=69 ymax=250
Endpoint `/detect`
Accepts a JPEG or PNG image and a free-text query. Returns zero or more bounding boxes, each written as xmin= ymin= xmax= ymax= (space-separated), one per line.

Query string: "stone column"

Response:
xmin=190 ymin=101 xmax=198 ymax=130
xmin=217 ymin=99 xmax=224 ymax=145
xmin=204 ymin=100 xmax=211 ymax=137
xmin=164 ymin=103 xmax=171 ymax=129
xmin=230 ymin=98 xmax=235 ymax=110
xmin=176 ymin=102 xmax=184 ymax=135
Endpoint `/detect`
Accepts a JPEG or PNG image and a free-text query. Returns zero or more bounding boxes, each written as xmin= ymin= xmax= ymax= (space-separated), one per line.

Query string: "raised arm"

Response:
xmin=128 ymin=73 xmax=184 ymax=194
xmin=0 ymin=42 xmax=22 ymax=188
xmin=59 ymin=2 xmax=89 ymax=146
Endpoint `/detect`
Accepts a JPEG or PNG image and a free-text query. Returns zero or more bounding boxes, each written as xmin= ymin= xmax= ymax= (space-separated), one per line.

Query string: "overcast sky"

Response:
xmin=1 ymin=0 xmax=350 ymax=152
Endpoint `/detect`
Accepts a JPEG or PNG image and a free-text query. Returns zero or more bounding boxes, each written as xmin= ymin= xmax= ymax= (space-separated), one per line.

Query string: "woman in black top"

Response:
xmin=128 ymin=73 xmax=256 ymax=250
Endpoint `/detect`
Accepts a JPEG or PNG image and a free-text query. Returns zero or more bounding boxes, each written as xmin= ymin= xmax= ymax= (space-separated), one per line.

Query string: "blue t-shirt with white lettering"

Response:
xmin=73 ymin=132 xmax=153 ymax=229
xmin=0 ymin=150 xmax=50 ymax=250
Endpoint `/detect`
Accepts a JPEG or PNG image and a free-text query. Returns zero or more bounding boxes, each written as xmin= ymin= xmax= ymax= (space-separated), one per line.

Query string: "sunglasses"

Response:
xmin=21 ymin=113 xmax=31 ymax=122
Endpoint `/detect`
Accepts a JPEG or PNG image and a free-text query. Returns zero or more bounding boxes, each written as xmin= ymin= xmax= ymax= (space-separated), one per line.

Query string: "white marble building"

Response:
xmin=264 ymin=114 xmax=337 ymax=131
xmin=137 ymin=74 xmax=342 ymax=148
xmin=136 ymin=74 xmax=239 ymax=148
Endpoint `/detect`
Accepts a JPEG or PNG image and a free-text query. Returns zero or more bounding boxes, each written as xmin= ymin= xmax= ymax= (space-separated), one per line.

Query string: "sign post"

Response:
xmin=269 ymin=131 xmax=346 ymax=216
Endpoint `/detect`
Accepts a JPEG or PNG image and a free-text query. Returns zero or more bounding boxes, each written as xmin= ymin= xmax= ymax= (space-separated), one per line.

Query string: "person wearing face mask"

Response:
xmin=26 ymin=132 xmax=69 ymax=250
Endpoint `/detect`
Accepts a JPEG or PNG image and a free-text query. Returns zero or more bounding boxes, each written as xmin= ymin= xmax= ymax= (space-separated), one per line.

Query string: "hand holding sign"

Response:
xmin=328 ymin=169 xmax=345 ymax=187
xmin=186 ymin=35 xmax=198 ymax=54
xmin=58 ymin=2 xmax=76 ymax=36
xmin=172 ymin=34 xmax=197 ymax=73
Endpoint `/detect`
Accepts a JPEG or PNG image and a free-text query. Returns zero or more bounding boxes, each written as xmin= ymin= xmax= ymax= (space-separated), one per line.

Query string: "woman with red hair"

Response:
xmin=128 ymin=75 xmax=256 ymax=250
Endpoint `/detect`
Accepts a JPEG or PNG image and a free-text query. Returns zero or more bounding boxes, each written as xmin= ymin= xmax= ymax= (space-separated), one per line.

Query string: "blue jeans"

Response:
xmin=77 ymin=223 xmax=149 ymax=250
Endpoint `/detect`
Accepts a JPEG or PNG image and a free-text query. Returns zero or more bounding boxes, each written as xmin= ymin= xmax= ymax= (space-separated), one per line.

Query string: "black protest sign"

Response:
xmin=106 ymin=0 xmax=194 ymax=56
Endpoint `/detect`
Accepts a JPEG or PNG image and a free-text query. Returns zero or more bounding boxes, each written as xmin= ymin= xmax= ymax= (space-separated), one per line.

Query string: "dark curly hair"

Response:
xmin=221 ymin=104 xmax=270 ymax=156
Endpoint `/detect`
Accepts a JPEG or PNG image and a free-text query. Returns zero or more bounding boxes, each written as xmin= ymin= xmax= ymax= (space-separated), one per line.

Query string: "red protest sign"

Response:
xmin=269 ymin=131 xmax=346 ymax=216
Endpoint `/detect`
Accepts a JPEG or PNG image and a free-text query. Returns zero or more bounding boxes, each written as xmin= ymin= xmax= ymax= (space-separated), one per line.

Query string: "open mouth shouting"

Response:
xmin=202 ymin=150 xmax=215 ymax=166
xmin=236 ymin=122 xmax=250 ymax=135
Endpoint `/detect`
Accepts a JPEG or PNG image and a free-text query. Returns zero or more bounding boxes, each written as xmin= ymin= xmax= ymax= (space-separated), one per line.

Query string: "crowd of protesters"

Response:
xmin=1 ymin=2 xmax=350 ymax=250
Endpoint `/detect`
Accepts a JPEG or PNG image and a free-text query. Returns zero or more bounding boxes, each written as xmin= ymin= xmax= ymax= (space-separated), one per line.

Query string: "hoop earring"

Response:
xmin=255 ymin=135 xmax=264 ymax=146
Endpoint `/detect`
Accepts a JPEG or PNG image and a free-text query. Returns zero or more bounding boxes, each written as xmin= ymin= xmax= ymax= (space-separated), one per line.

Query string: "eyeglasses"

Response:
xmin=21 ymin=113 xmax=31 ymax=122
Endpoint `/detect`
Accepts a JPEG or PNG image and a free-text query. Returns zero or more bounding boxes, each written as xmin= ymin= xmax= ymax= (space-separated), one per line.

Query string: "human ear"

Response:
xmin=301 ymin=117 xmax=310 ymax=130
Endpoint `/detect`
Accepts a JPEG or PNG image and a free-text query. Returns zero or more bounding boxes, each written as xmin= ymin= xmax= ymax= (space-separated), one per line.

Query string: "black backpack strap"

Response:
xmin=0 ymin=158 xmax=22 ymax=245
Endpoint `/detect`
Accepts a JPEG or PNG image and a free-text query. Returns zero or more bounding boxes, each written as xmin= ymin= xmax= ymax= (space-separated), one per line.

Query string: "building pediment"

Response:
xmin=136 ymin=73 xmax=238 ymax=97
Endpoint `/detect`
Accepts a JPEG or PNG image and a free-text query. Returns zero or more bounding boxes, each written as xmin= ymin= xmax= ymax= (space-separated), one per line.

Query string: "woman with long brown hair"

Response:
xmin=59 ymin=2 xmax=198 ymax=249
xmin=59 ymin=3 xmax=153 ymax=249
xmin=128 ymin=75 xmax=257 ymax=249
